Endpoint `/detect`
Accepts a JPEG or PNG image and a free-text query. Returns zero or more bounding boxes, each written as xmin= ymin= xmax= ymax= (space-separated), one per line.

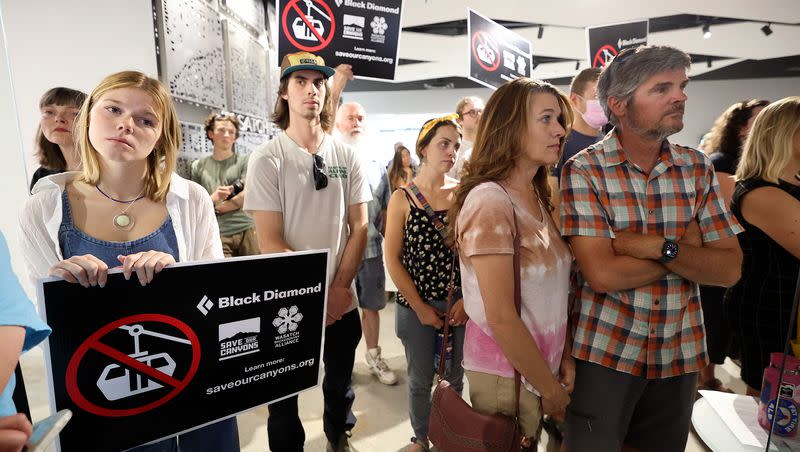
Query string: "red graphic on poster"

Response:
xmin=282 ymin=0 xmax=336 ymax=52
xmin=593 ymin=44 xmax=618 ymax=68
xmin=471 ymin=31 xmax=501 ymax=72
xmin=65 ymin=314 xmax=201 ymax=417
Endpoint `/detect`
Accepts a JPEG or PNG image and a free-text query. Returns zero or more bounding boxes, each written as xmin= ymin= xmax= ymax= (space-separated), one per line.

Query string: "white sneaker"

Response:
xmin=365 ymin=347 xmax=397 ymax=385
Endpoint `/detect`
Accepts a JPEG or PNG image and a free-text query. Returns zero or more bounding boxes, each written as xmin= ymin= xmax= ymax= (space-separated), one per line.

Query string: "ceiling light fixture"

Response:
xmin=575 ymin=60 xmax=580 ymax=70
xmin=538 ymin=25 xmax=544 ymax=39
xmin=702 ymin=23 xmax=711 ymax=39
xmin=761 ymin=23 xmax=773 ymax=36
xmin=707 ymin=57 xmax=713 ymax=68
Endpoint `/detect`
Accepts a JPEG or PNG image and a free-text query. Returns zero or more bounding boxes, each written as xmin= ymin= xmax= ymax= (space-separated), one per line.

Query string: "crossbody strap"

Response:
xmin=408 ymin=181 xmax=448 ymax=244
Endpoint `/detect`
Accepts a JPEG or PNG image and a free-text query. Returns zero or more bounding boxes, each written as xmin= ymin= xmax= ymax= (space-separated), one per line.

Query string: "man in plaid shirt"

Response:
xmin=560 ymin=45 xmax=743 ymax=451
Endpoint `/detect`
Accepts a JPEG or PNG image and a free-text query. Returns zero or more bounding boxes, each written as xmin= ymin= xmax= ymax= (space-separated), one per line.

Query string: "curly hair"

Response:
xmin=708 ymin=99 xmax=770 ymax=158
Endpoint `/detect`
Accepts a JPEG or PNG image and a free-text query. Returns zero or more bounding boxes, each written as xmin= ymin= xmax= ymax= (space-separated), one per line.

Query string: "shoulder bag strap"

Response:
xmin=436 ymin=251 xmax=458 ymax=382
xmin=408 ymin=181 xmax=449 ymax=244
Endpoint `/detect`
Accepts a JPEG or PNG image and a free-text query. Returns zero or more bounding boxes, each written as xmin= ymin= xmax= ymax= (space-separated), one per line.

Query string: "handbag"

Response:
xmin=428 ymin=187 xmax=524 ymax=452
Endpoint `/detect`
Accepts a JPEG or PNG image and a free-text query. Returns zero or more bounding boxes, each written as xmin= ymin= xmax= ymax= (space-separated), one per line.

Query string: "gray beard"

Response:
xmin=625 ymin=102 xmax=684 ymax=142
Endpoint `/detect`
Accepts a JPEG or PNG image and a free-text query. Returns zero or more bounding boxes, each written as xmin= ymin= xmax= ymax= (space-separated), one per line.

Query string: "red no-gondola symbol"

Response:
xmin=65 ymin=314 xmax=201 ymax=417
xmin=282 ymin=0 xmax=336 ymax=52
xmin=593 ymin=44 xmax=619 ymax=68
xmin=471 ymin=31 xmax=501 ymax=72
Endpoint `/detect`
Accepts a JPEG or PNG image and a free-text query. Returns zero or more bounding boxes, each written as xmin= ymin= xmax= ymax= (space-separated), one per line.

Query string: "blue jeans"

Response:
xmin=131 ymin=417 xmax=240 ymax=452
xmin=395 ymin=300 xmax=465 ymax=440
xmin=267 ymin=309 xmax=362 ymax=451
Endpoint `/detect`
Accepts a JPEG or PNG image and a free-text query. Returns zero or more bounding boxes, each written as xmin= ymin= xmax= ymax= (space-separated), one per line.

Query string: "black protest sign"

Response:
xmin=278 ymin=0 xmax=403 ymax=80
xmin=39 ymin=251 xmax=327 ymax=451
xmin=586 ymin=20 xmax=648 ymax=68
xmin=467 ymin=8 xmax=532 ymax=90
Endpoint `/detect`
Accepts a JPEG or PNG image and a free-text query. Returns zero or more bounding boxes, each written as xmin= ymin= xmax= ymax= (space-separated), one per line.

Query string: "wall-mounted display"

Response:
xmin=228 ymin=21 xmax=269 ymax=119
xmin=161 ymin=0 xmax=228 ymax=109
xmin=221 ymin=0 xmax=266 ymax=35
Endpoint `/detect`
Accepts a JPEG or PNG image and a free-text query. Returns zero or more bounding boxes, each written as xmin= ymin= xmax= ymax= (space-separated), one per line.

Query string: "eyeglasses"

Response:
xmin=215 ymin=112 xmax=236 ymax=119
xmin=312 ymin=154 xmax=328 ymax=190
xmin=461 ymin=108 xmax=484 ymax=118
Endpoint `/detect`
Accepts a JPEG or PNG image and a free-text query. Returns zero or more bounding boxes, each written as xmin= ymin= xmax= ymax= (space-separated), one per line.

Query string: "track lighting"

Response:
xmin=537 ymin=25 xmax=544 ymax=39
xmin=761 ymin=23 xmax=773 ymax=36
xmin=702 ymin=23 xmax=711 ymax=39
xmin=575 ymin=60 xmax=580 ymax=70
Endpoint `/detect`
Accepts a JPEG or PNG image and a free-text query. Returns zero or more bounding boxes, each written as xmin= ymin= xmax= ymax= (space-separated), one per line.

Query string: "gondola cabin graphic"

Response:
xmin=292 ymin=0 xmax=329 ymax=42
xmin=97 ymin=324 xmax=189 ymax=401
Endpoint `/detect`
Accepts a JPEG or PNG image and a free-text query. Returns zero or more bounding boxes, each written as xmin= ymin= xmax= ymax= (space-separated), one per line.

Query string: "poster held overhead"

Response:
xmin=586 ymin=20 xmax=649 ymax=69
xmin=467 ymin=8 xmax=532 ymax=91
xmin=277 ymin=0 xmax=403 ymax=80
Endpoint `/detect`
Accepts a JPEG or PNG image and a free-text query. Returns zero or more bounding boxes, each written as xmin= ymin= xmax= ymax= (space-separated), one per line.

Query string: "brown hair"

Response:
xmin=570 ymin=68 xmax=601 ymax=97
xmin=415 ymin=116 xmax=462 ymax=162
xmin=388 ymin=144 xmax=415 ymax=191
xmin=34 ymin=87 xmax=87 ymax=169
xmin=448 ymin=78 xmax=573 ymax=244
xmin=204 ymin=112 xmax=241 ymax=139
xmin=75 ymin=71 xmax=180 ymax=202
xmin=708 ymin=99 xmax=770 ymax=159
xmin=271 ymin=73 xmax=334 ymax=131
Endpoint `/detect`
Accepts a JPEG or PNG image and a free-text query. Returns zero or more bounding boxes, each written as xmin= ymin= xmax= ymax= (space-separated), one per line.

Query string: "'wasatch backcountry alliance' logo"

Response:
xmin=273 ymin=306 xmax=303 ymax=348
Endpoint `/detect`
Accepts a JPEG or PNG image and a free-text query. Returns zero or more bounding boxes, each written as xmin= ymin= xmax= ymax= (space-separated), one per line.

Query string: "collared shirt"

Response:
xmin=559 ymin=130 xmax=743 ymax=378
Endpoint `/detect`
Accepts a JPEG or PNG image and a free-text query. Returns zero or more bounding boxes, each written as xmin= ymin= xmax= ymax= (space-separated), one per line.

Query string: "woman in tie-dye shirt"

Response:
xmin=449 ymin=78 xmax=574 ymax=446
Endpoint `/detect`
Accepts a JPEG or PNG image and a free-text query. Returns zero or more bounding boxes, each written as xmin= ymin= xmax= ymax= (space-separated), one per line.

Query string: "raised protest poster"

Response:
xmin=467 ymin=8 xmax=532 ymax=90
xmin=586 ymin=20 xmax=648 ymax=68
xmin=277 ymin=0 xmax=403 ymax=80
xmin=38 ymin=251 xmax=328 ymax=451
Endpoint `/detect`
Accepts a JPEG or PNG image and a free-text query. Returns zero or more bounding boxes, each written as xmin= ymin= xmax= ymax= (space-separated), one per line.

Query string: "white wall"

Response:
xmin=2 ymin=0 xmax=157 ymax=179
xmin=0 ymin=0 xmax=157 ymax=293
xmin=347 ymin=77 xmax=800 ymax=149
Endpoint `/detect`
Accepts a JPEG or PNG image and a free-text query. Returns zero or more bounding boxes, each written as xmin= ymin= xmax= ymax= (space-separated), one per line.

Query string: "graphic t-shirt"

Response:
xmin=245 ymin=132 xmax=372 ymax=312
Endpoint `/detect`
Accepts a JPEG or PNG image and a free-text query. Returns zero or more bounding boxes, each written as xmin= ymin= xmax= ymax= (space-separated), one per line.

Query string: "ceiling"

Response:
xmin=344 ymin=0 xmax=800 ymax=91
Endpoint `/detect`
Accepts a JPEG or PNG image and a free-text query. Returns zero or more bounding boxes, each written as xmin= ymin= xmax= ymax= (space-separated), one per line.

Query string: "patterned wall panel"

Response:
xmin=228 ymin=21 xmax=269 ymax=119
xmin=162 ymin=0 xmax=228 ymax=109
xmin=221 ymin=0 xmax=266 ymax=33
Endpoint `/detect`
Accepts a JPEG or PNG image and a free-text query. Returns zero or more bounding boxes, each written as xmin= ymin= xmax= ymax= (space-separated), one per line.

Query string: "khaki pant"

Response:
xmin=220 ymin=227 xmax=260 ymax=258
xmin=465 ymin=369 xmax=543 ymax=441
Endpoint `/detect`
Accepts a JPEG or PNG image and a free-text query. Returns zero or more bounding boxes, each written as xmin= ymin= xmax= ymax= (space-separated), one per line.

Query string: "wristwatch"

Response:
xmin=659 ymin=239 xmax=679 ymax=263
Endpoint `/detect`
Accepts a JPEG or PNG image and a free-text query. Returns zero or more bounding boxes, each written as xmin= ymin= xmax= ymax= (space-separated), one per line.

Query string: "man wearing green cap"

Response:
xmin=245 ymin=52 xmax=370 ymax=452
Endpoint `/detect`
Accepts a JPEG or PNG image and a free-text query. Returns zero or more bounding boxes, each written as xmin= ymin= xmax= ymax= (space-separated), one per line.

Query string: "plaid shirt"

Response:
xmin=560 ymin=131 xmax=743 ymax=378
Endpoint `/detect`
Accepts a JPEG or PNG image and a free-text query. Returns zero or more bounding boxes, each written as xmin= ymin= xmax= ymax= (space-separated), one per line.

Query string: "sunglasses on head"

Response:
xmin=215 ymin=112 xmax=235 ymax=120
xmin=312 ymin=153 xmax=328 ymax=190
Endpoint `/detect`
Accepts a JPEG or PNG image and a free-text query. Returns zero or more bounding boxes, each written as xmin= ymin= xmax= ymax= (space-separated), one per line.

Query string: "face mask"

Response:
xmin=578 ymin=97 xmax=609 ymax=129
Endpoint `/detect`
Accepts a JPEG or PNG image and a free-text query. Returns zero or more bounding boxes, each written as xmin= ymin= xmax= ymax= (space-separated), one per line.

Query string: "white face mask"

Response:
xmin=577 ymin=95 xmax=609 ymax=129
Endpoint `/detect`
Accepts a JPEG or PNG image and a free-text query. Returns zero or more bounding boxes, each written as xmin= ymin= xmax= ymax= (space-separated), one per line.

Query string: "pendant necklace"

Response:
xmin=96 ymin=185 xmax=145 ymax=231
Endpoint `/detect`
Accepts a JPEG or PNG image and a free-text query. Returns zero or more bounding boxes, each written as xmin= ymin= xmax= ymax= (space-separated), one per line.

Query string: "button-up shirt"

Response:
xmin=560 ymin=131 xmax=742 ymax=378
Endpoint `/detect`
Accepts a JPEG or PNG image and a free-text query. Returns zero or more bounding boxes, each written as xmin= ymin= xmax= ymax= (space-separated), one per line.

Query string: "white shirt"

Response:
xmin=448 ymin=138 xmax=474 ymax=180
xmin=245 ymin=132 xmax=372 ymax=312
xmin=19 ymin=172 xmax=223 ymax=291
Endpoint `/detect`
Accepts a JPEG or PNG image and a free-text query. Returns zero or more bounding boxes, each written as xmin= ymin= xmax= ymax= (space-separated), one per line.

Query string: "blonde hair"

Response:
xmin=735 ymin=96 xmax=800 ymax=183
xmin=75 ymin=71 xmax=180 ymax=202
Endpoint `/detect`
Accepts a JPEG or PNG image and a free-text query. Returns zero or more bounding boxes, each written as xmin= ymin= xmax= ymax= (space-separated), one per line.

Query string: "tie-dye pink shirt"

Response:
xmin=456 ymin=182 xmax=571 ymax=394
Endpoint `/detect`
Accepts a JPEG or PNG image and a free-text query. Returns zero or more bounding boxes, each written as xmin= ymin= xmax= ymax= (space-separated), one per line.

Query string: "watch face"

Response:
xmin=664 ymin=241 xmax=679 ymax=259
